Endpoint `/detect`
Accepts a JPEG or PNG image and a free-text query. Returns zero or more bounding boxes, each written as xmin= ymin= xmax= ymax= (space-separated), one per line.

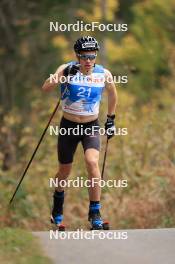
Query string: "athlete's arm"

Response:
xmin=104 ymin=69 xmax=118 ymax=115
xmin=42 ymin=64 xmax=68 ymax=92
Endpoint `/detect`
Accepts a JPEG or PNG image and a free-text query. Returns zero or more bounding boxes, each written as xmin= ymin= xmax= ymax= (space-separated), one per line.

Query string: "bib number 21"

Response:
xmin=77 ymin=87 xmax=91 ymax=97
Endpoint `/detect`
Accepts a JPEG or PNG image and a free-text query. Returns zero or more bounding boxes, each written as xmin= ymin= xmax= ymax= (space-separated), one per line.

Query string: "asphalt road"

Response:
xmin=34 ymin=228 xmax=175 ymax=264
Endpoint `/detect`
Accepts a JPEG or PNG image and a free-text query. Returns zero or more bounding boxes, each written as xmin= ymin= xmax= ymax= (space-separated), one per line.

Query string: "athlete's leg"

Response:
xmin=51 ymin=117 xmax=80 ymax=224
xmin=81 ymin=122 xmax=104 ymax=229
xmin=84 ymin=148 xmax=104 ymax=229
xmin=84 ymin=148 xmax=101 ymax=201
xmin=56 ymin=117 xmax=81 ymax=190
xmin=51 ymin=163 xmax=72 ymax=224
xmin=82 ymin=120 xmax=101 ymax=201
xmin=55 ymin=163 xmax=72 ymax=192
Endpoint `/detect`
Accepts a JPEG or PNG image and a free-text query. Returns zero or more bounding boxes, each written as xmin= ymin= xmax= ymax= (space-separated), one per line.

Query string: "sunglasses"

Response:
xmin=77 ymin=54 xmax=97 ymax=60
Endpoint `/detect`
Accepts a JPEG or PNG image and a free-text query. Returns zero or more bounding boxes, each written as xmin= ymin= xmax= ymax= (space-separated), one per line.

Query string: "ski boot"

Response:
xmin=88 ymin=211 xmax=110 ymax=230
xmin=50 ymin=214 xmax=65 ymax=231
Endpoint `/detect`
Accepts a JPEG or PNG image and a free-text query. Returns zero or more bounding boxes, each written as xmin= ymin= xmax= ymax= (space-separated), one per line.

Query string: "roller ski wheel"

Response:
xmin=50 ymin=215 xmax=66 ymax=231
xmin=90 ymin=221 xmax=110 ymax=230
xmin=102 ymin=221 xmax=110 ymax=230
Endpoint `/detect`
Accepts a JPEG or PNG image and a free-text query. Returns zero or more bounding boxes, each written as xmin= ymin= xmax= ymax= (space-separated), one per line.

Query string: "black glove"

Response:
xmin=63 ymin=64 xmax=80 ymax=77
xmin=105 ymin=114 xmax=116 ymax=139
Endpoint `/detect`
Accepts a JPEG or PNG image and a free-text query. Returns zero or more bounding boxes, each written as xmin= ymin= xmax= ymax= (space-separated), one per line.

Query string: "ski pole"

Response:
xmin=9 ymin=99 xmax=61 ymax=205
xmin=101 ymin=136 xmax=109 ymax=180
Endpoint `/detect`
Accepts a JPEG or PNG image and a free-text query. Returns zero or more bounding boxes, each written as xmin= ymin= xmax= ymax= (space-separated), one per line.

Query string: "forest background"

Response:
xmin=0 ymin=0 xmax=175 ymax=230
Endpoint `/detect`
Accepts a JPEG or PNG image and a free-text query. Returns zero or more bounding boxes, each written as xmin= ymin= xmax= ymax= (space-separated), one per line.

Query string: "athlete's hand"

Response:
xmin=63 ymin=64 xmax=80 ymax=77
xmin=105 ymin=115 xmax=116 ymax=139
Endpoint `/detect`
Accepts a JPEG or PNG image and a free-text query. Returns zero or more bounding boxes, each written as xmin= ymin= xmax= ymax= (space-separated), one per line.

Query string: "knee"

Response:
xmin=85 ymin=157 xmax=99 ymax=171
xmin=57 ymin=164 xmax=72 ymax=178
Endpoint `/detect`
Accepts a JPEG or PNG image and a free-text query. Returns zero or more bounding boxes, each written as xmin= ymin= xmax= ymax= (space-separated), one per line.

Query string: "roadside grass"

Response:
xmin=0 ymin=228 xmax=52 ymax=264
